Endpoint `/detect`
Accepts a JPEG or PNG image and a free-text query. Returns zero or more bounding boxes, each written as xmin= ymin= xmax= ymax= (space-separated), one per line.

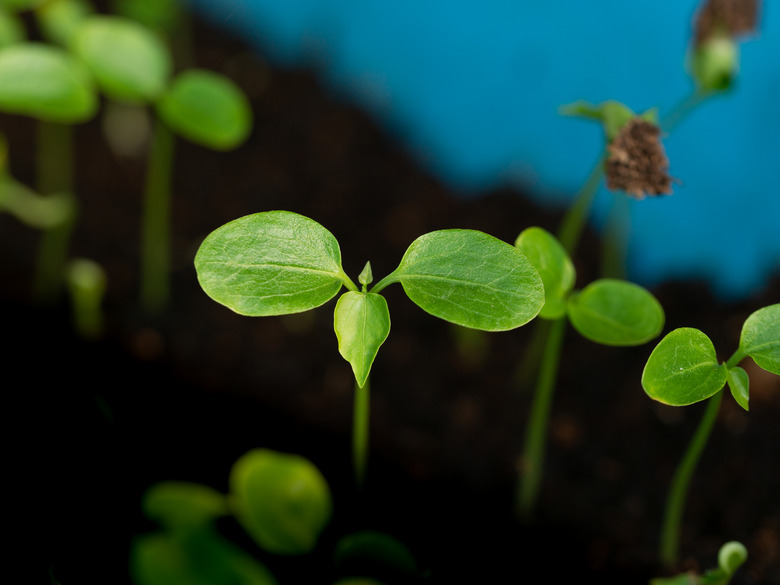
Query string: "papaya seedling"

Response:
xmin=194 ymin=210 xmax=544 ymax=486
xmin=642 ymin=303 xmax=780 ymax=567
xmin=513 ymin=225 xmax=665 ymax=519
xmin=650 ymin=540 xmax=748 ymax=585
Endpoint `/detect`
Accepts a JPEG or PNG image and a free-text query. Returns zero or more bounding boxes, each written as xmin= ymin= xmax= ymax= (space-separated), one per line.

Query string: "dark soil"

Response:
xmin=3 ymin=9 xmax=778 ymax=585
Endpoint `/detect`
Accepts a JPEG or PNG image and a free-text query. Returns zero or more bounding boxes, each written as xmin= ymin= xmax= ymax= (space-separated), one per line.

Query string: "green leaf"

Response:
xmin=194 ymin=211 xmax=349 ymax=316
xmin=0 ymin=8 xmax=25 ymax=47
xmin=157 ymin=69 xmax=252 ymax=150
xmin=642 ymin=328 xmax=728 ymax=406
xmin=514 ymin=226 xmax=574 ymax=320
xmin=560 ymin=99 xmax=658 ymax=141
xmin=726 ymin=366 xmax=749 ymax=412
xmin=142 ymin=481 xmax=228 ymax=530
xmin=718 ymin=541 xmax=748 ymax=575
xmin=691 ymin=33 xmax=738 ymax=93
xmin=334 ymin=530 xmax=418 ymax=577
xmin=111 ymin=0 xmax=182 ymax=34
xmin=739 ymin=303 xmax=780 ymax=375
xmin=1 ymin=0 xmax=47 ymax=11
xmin=0 ymin=43 xmax=96 ymax=122
xmin=72 ymin=15 xmax=171 ymax=103
xmin=566 ymin=278 xmax=664 ymax=346
xmin=383 ymin=229 xmax=544 ymax=331
xmin=0 ymin=177 xmax=74 ymax=228
xmin=229 ymin=449 xmax=332 ymax=556
xmin=34 ymin=0 xmax=93 ymax=47
xmin=334 ymin=292 xmax=390 ymax=388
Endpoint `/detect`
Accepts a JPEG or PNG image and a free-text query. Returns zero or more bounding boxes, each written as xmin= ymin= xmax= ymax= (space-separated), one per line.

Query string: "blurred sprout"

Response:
xmin=691 ymin=31 xmax=738 ymax=92
xmin=66 ymin=258 xmax=106 ymax=340
xmin=651 ymin=540 xmax=748 ymax=585
xmin=0 ymin=179 xmax=75 ymax=229
xmin=142 ymin=481 xmax=229 ymax=531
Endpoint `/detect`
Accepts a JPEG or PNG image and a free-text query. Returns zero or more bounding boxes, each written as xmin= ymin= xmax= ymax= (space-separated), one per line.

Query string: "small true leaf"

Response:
xmin=194 ymin=211 xmax=348 ymax=316
xmin=229 ymin=449 xmax=332 ymax=556
xmin=642 ymin=328 xmax=728 ymax=406
xmin=739 ymin=303 xmax=780 ymax=375
xmin=567 ymin=279 xmax=664 ymax=346
xmin=0 ymin=43 xmax=96 ymax=122
xmin=387 ymin=229 xmax=544 ymax=331
xmin=514 ymin=226 xmax=574 ymax=320
xmin=157 ymin=69 xmax=252 ymax=150
xmin=72 ymin=15 xmax=171 ymax=103
xmin=726 ymin=366 xmax=749 ymax=412
xmin=334 ymin=292 xmax=390 ymax=388
xmin=142 ymin=481 xmax=228 ymax=530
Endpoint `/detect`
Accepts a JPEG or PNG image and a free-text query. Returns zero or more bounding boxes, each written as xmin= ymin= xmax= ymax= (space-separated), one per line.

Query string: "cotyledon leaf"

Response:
xmin=739 ymin=303 xmax=780 ymax=375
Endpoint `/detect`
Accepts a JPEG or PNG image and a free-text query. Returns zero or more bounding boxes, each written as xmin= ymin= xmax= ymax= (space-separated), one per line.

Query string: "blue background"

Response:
xmin=187 ymin=0 xmax=780 ymax=300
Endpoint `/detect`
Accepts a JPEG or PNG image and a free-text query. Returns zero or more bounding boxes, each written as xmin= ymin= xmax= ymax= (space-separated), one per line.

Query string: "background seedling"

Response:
xmin=651 ymin=540 xmax=748 ymax=585
xmin=195 ymin=210 xmax=544 ymax=486
xmin=642 ymin=304 xmax=780 ymax=567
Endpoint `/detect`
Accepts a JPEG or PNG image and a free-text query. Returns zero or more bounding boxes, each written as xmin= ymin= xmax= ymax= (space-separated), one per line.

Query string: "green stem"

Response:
xmin=659 ymin=389 xmax=723 ymax=567
xmin=353 ymin=376 xmax=370 ymax=489
xmin=556 ymin=152 xmax=606 ymax=255
xmin=33 ymin=121 xmax=75 ymax=304
xmin=512 ymin=318 xmax=552 ymax=390
xmin=659 ymin=91 xmax=708 ymax=133
xmin=140 ymin=117 xmax=175 ymax=314
xmin=517 ymin=317 xmax=566 ymax=521
xmin=600 ymin=190 xmax=630 ymax=279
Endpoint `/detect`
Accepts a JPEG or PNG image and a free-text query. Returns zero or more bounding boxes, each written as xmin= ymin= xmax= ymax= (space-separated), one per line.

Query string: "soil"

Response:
xmin=2 ymin=9 xmax=778 ymax=585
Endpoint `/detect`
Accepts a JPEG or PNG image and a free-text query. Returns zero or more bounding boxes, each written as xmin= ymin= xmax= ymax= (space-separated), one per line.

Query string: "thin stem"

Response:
xmin=512 ymin=318 xmax=552 ymax=390
xmin=659 ymin=389 xmax=723 ymax=567
xmin=140 ymin=116 xmax=175 ymax=314
xmin=556 ymin=152 xmax=606 ymax=255
xmin=659 ymin=91 xmax=708 ymax=133
xmin=600 ymin=190 xmax=630 ymax=279
xmin=516 ymin=317 xmax=566 ymax=521
xmin=353 ymin=376 xmax=370 ymax=489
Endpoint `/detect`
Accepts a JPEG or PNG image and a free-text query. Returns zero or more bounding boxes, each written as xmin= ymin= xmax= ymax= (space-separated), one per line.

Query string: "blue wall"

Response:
xmin=187 ymin=0 xmax=780 ymax=300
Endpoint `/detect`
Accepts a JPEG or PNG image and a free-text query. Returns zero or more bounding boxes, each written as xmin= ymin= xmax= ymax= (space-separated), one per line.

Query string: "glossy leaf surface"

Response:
xmin=157 ymin=69 xmax=252 ymax=150
xmin=73 ymin=15 xmax=171 ymax=103
xmin=195 ymin=211 xmax=348 ymax=316
xmin=567 ymin=279 xmax=664 ymax=346
xmin=229 ymin=449 xmax=332 ymax=555
xmin=386 ymin=229 xmax=543 ymax=331
xmin=642 ymin=328 xmax=727 ymax=406
xmin=739 ymin=303 xmax=780 ymax=375
xmin=142 ymin=481 xmax=228 ymax=529
xmin=334 ymin=292 xmax=390 ymax=388
xmin=514 ymin=226 xmax=575 ymax=319
xmin=0 ymin=43 xmax=96 ymax=122
xmin=726 ymin=366 xmax=749 ymax=412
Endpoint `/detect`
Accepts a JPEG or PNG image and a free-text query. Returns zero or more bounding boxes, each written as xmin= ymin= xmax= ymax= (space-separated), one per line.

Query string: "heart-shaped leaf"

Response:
xmin=642 ymin=328 xmax=728 ymax=406
xmin=194 ymin=211 xmax=349 ymax=316
xmin=567 ymin=278 xmax=664 ymax=346
xmin=739 ymin=303 xmax=780 ymax=375
xmin=334 ymin=292 xmax=390 ymax=388
xmin=383 ymin=229 xmax=543 ymax=331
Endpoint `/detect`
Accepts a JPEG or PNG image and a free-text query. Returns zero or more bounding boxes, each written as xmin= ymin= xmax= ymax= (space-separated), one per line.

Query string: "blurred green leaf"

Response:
xmin=726 ymin=366 xmax=749 ymax=412
xmin=112 ymin=0 xmax=182 ymax=34
xmin=691 ymin=33 xmax=738 ymax=93
xmin=0 ymin=177 xmax=74 ymax=228
xmin=334 ymin=530 xmax=418 ymax=577
xmin=142 ymin=481 xmax=228 ymax=530
xmin=718 ymin=541 xmax=748 ymax=575
xmin=642 ymin=328 xmax=728 ymax=406
xmin=739 ymin=303 xmax=780 ymax=375
xmin=0 ymin=7 xmax=25 ymax=47
xmin=334 ymin=292 xmax=391 ymax=388
xmin=34 ymin=0 xmax=93 ymax=46
xmin=229 ymin=449 xmax=332 ymax=555
xmin=1 ymin=0 xmax=47 ymax=11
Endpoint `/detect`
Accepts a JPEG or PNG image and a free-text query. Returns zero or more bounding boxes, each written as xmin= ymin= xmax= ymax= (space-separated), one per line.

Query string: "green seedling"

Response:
xmin=642 ymin=304 xmax=780 ymax=567
xmin=514 ymin=226 xmax=664 ymax=519
xmin=0 ymin=41 xmax=96 ymax=303
xmin=195 ymin=210 xmax=544 ymax=485
xmin=651 ymin=541 xmax=748 ymax=585
xmin=66 ymin=257 xmax=106 ymax=339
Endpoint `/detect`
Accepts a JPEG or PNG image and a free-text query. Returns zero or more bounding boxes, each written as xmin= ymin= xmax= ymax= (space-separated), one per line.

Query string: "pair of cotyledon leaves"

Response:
xmin=0 ymin=12 xmax=251 ymax=150
xmin=194 ymin=211 xmax=667 ymax=388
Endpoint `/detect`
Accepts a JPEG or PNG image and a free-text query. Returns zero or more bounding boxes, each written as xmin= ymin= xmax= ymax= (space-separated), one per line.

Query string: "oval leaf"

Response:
xmin=194 ymin=211 xmax=347 ymax=316
xmin=229 ymin=449 xmax=332 ymax=556
xmin=515 ymin=226 xmax=575 ymax=319
xmin=142 ymin=481 xmax=228 ymax=529
xmin=334 ymin=292 xmax=390 ymax=388
xmin=726 ymin=366 xmax=749 ymax=412
xmin=739 ymin=303 xmax=780 ymax=375
xmin=389 ymin=229 xmax=543 ymax=331
xmin=642 ymin=328 xmax=728 ymax=406
xmin=35 ymin=0 xmax=93 ymax=46
xmin=157 ymin=69 xmax=252 ymax=150
xmin=567 ymin=278 xmax=664 ymax=346
xmin=72 ymin=15 xmax=171 ymax=103
xmin=0 ymin=43 xmax=96 ymax=122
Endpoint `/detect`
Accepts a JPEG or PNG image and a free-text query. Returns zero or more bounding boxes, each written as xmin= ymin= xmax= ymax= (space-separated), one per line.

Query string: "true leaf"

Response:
xmin=229 ymin=449 xmax=332 ymax=556
xmin=514 ymin=226 xmax=574 ymax=320
xmin=567 ymin=279 xmax=664 ymax=346
xmin=157 ymin=69 xmax=252 ymax=151
xmin=726 ymin=366 xmax=749 ymax=412
xmin=72 ymin=15 xmax=171 ymax=103
xmin=334 ymin=292 xmax=390 ymax=388
xmin=384 ymin=229 xmax=544 ymax=331
xmin=194 ymin=211 xmax=349 ymax=316
xmin=142 ymin=481 xmax=228 ymax=530
xmin=738 ymin=303 xmax=780 ymax=375
xmin=642 ymin=328 xmax=728 ymax=406
xmin=0 ymin=43 xmax=96 ymax=122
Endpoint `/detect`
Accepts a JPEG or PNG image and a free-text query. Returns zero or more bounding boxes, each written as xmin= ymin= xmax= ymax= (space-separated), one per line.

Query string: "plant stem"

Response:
xmin=660 ymin=91 xmax=707 ymax=133
xmin=600 ymin=190 xmax=630 ymax=279
xmin=33 ymin=121 xmax=75 ymax=304
xmin=556 ymin=152 xmax=606 ymax=255
xmin=659 ymin=389 xmax=723 ymax=567
xmin=353 ymin=376 xmax=370 ymax=489
xmin=513 ymin=318 xmax=552 ymax=390
xmin=517 ymin=316 xmax=566 ymax=521
xmin=140 ymin=116 xmax=175 ymax=314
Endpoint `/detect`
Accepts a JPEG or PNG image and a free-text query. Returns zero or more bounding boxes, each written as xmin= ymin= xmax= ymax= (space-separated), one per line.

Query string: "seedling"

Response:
xmin=642 ymin=304 xmax=780 ymax=566
xmin=195 ymin=210 xmax=544 ymax=485
xmin=514 ymin=226 xmax=664 ymax=519
xmin=651 ymin=540 xmax=748 ymax=585
xmin=65 ymin=257 xmax=106 ymax=340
